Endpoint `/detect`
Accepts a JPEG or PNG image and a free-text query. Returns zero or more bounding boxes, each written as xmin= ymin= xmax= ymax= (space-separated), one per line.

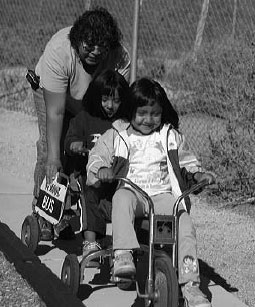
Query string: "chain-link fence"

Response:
xmin=2 ymin=1 xmax=255 ymax=70
xmin=1 ymin=0 xmax=255 ymax=200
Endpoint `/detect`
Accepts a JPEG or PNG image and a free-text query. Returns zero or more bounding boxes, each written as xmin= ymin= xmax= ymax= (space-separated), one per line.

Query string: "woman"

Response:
xmin=32 ymin=6 xmax=130 ymax=203
xmin=31 ymin=7 xmax=130 ymax=239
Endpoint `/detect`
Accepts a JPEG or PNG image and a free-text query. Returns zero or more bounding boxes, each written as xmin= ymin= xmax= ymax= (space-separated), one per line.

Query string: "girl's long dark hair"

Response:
xmin=83 ymin=69 xmax=130 ymax=120
xmin=128 ymin=77 xmax=179 ymax=129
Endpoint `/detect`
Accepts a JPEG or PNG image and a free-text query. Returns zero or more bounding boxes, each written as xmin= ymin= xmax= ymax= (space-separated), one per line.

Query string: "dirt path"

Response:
xmin=191 ymin=195 xmax=255 ymax=307
xmin=0 ymin=108 xmax=38 ymax=183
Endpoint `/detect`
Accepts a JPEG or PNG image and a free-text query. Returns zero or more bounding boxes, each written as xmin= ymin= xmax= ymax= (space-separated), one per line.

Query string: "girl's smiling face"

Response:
xmin=131 ymin=102 xmax=162 ymax=135
xmin=101 ymin=90 xmax=121 ymax=118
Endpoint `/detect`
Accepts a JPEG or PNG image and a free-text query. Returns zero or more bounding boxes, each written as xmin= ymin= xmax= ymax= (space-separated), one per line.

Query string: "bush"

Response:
xmin=177 ymin=39 xmax=255 ymax=204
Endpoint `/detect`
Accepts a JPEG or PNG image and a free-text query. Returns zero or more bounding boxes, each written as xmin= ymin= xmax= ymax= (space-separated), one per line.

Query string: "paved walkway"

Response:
xmin=0 ymin=172 xmax=248 ymax=307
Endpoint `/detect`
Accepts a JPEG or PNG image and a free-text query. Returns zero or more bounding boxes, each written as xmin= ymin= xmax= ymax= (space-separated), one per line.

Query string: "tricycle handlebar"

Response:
xmin=116 ymin=177 xmax=210 ymax=214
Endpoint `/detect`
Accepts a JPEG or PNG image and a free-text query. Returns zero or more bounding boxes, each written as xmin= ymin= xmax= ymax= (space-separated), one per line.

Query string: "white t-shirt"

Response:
xmin=126 ymin=132 xmax=172 ymax=196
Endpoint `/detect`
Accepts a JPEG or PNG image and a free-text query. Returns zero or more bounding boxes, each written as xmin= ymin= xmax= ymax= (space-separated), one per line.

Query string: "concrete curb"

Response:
xmin=0 ymin=222 xmax=85 ymax=307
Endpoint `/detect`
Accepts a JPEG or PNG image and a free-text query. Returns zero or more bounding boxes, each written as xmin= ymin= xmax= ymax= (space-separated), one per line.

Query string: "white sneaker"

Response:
xmin=113 ymin=251 xmax=136 ymax=278
xmin=82 ymin=241 xmax=101 ymax=258
xmin=182 ymin=281 xmax=212 ymax=307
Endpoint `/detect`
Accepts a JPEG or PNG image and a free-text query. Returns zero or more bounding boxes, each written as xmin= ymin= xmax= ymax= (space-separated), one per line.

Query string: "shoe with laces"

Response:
xmin=113 ymin=251 xmax=136 ymax=278
xmin=53 ymin=219 xmax=70 ymax=239
xmin=82 ymin=241 xmax=102 ymax=267
xmin=37 ymin=215 xmax=53 ymax=241
xmin=82 ymin=241 xmax=102 ymax=262
xmin=83 ymin=241 xmax=102 ymax=258
xmin=32 ymin=199 xmax=53 ymax=241
xmin=182 ymin=281 xmax=212 ymax=307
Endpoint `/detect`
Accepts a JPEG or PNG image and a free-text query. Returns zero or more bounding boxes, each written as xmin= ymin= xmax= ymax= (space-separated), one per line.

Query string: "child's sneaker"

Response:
xmin=113 ymin=251 xmax=136 ymax=278
xmin=82 ymin=241 xmax=102 ymax=267
xmin=53 ymin=219 xmax=69 ymax=239
xmin=181 ymin=281 xmax=211 ymax=307
xmin=37 ymin=215 xmax=53 ymax=241
xmin=83 ymin=241 xmax=102 ymax=257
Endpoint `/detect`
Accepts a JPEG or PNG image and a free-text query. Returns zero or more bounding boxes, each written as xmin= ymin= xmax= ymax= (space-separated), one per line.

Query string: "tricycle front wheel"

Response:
xmin=61 ymin=254 xmax=80 ymax=295
xmin=145 ymin=254 xmax=178 ymax=307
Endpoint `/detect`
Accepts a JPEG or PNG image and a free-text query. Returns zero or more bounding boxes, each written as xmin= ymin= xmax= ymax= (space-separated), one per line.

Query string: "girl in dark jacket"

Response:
xmin=61 ymin=69 xmax=129 ymax=244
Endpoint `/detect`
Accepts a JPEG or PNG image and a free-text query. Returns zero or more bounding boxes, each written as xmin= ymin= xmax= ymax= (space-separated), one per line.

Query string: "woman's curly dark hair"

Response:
xmin=128 ymin=77 xmax=179 ymax=129
xmin=69 ymin=7 xmax=122 ymax=53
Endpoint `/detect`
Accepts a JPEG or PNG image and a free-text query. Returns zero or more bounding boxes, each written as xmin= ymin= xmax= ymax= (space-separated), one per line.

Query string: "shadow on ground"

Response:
xmin=199 ymin=258 xmax=238 ymax=291
xmin=0 ymin=222 xmax=84 ymax=307
xmin=63 ymin=249 xmax=238 ymax=307
xmin=34 ymin=231 xmax=83 ymax=257
xmin=32 ymin=228 xmax=238 ymax=307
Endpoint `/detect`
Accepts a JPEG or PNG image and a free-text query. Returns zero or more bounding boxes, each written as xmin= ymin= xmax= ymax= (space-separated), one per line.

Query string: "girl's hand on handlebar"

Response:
xmin=46 ymin=159 xmax=63 ymax=185
xmin=96 ymin=167 xmax=114 ymax=182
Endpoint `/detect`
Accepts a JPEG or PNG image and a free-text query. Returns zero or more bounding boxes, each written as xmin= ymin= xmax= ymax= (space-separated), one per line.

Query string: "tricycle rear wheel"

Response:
xmin=21 ymin=215 xmax=40 ymax=252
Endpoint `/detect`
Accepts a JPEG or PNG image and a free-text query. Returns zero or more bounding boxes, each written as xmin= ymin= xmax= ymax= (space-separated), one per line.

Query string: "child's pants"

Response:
xmin=83 ymin=182 xmax=117 ymax=236
xmin=112 ymin=187 xmax=200 ymax=284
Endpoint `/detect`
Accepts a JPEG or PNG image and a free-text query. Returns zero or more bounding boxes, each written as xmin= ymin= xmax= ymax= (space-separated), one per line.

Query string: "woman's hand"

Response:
xmin=45 ymin=159 xmax=62 ymax=185
xmin=96 ymin=167 xmax=114 ymax=182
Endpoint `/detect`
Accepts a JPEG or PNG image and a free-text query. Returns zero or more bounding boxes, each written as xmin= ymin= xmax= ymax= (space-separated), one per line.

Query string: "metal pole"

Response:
xmin=231 ymin=0 xmax=237 ymax=40
xmin=130 ymin=0 xmax=140 ymax=84
xmin=193 ymin=0 xmax=209 ymax=62
xmin=85 ymin=0 xmax=91 ymax=11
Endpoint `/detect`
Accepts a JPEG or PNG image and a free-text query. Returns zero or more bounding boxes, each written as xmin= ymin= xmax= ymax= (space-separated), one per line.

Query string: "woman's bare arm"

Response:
xmin=44 ymin=88 xmax=66 ymax=184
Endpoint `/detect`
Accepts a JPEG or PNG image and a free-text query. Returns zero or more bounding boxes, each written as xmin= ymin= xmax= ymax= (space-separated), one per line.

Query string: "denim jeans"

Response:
xmin=111 ymin=188 xmax=200 ymax=284
xmin=33 ymin=88 xmax=47 ymax=198
xmin=33 ymin=88 xmax=73 ymax=198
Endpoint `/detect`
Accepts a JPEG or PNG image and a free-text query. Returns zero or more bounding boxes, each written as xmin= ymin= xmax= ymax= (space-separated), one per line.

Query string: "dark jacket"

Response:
xmin=64 ymin=110 xmax=113 ymax=155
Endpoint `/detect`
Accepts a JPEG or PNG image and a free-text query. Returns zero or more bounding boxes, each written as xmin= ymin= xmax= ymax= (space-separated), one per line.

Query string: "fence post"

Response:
xmin=231 ymin=0 xmax=238 ymax=40
xmin=85 ymin=0 xmax=91 ymax=11
xmin=130 ymin=0 xmax=140 ymax=84
xmin=193 ymin=0 xmax=210 ymax=61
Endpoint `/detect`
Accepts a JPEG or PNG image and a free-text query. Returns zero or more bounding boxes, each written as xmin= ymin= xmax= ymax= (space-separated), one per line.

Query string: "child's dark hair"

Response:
xmin=69 ymin=7 xmax=122 ymax=54
xmin=128 ymin=77 xmax=179 ymax=129
xmin=83 ymin=69 xmax=130 ymax=119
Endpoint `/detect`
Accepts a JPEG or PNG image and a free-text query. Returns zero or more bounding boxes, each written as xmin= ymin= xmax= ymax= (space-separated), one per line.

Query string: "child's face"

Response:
xmin=131 ymin=102 xmax=162 ymax=135
xmin=101 ymin=90 xmax=121 ymax=118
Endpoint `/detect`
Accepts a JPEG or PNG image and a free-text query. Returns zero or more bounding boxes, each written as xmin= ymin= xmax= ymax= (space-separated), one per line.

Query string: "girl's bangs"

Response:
xmin=101 ymin=84 xmax=115 ymax=97
xmin=137 ymin=96 xmax=157 ymax=107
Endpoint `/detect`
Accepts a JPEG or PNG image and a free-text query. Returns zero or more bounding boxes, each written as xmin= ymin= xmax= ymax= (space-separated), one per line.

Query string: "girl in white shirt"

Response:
xmin=87 ymin=77 xmax=215 ymax=307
